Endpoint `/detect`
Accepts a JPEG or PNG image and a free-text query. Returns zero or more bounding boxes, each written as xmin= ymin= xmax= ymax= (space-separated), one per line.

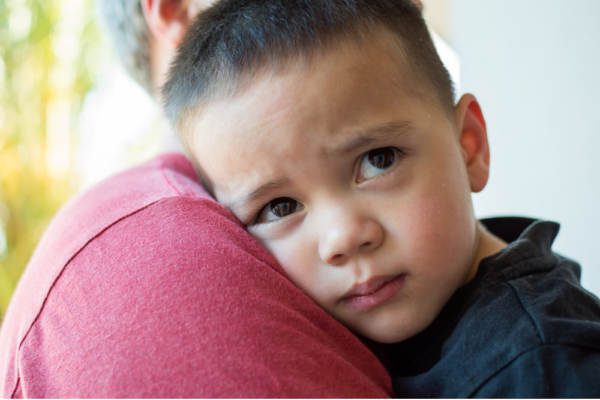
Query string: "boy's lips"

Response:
xmin=341 ymin=274 xmax=406 ymax=311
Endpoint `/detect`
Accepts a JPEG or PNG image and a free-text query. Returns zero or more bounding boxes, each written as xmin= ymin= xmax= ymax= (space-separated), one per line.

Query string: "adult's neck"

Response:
xmin=149 ymin=37 xmax=186 ymax=155
xmin=157 ymin=115 xmax=186 ymax=155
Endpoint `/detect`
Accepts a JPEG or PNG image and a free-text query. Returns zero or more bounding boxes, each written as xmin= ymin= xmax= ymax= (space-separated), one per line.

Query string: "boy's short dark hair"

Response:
xmin=162 ymin=0 xmax=454 ymax=137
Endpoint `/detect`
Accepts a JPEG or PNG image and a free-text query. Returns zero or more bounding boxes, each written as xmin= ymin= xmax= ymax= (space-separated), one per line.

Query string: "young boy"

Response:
xmin=162 ymin=0 xmax=600 ymax=396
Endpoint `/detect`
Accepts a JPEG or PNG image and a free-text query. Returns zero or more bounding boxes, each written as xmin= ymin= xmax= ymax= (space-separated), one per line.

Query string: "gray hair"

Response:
xmin=96 ymin=0 xmax=153 ymax=95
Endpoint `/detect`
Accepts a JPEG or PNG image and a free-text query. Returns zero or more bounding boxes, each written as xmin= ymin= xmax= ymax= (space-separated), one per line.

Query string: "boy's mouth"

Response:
xmin=341 ymin=274 xmax=406 ymax=311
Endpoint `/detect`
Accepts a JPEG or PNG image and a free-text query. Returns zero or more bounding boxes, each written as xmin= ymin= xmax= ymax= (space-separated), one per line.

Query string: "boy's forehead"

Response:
xmin=189 ymin=37 xmax=445 ymax=202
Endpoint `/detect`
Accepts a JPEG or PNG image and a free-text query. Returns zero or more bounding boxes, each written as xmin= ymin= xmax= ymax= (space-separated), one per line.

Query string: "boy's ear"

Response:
xmin=141 ymin=0 xmax=206 ymax=48
xmin=454 ymin=94 xmax=490 ymax=193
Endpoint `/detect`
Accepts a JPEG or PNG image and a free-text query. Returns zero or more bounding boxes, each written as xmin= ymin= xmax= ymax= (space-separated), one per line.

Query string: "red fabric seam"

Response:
xmin=158 ymin=158 xmax=185 ymax=196
xmin=9 ymin=198 xmax=169 ymax=398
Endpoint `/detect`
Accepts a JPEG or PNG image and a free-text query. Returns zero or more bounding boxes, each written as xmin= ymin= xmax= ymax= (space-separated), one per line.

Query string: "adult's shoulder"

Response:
xmin=0 ymin=154 xmax=391 ymax=398
xmin=24 ymin=152 xmax=214 ymax=294
xmin=0 ymin=153 xmax=213 ymax=360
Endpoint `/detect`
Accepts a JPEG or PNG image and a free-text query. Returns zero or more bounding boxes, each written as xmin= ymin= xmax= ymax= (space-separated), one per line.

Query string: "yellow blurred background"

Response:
xmin=0 ymin=0 xmax=101 ymax=317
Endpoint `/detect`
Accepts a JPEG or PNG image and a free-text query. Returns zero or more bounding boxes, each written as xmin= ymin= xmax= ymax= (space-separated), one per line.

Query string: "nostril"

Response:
xmin=330 ymin=254 xmax=344 ymax=264
xmin=361 ymin=242 xmax=372 ymax=249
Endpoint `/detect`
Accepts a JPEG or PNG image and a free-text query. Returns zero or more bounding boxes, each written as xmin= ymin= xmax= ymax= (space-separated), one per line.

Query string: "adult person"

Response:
xmin=98 ymin=0 xmax=220 ymax=153
xmin=0 ymin=0 xmax=395 ymax=397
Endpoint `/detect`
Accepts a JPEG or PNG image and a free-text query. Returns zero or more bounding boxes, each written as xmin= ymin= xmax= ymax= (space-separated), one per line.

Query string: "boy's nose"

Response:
xmin=318 ymin=212 xmax=384 ymax=266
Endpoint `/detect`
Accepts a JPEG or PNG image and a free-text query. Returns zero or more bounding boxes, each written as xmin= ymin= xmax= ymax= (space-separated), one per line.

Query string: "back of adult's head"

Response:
xmin=96 ymin=0 xmax=217 ymax=98
xmin=96 ymin=0 xmax=153 ymax=93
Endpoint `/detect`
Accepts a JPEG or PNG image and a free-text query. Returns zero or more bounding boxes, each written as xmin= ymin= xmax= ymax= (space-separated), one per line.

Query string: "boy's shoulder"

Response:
xmin=380 ymin=218 xmax=600 ymax=398
xmin=487 ymin=219 xmax=600 ymax=349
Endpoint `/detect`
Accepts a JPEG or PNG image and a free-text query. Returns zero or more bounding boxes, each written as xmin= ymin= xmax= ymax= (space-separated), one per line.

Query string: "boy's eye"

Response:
xmin=358 ymin=147 xmax=399 ymax=181
xmin=257 ymin=197 xmax=303 ymax=223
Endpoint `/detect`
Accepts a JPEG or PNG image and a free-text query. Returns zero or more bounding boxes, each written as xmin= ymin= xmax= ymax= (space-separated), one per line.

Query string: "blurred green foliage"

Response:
xmin=0 ymin=0 xmax=101 ymax=317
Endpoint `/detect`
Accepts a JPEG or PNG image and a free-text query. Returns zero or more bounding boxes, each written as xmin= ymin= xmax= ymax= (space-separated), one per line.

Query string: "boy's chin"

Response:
xmin=355 ymin=311 xmax=436 ymax=344
xmin=364 ymin=330 xmax=414 ymax=344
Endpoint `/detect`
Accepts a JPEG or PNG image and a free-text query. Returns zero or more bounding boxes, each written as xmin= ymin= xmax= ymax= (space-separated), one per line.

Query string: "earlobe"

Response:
xmin=141 ymin=0 xmax=192 ymax=48
xmin=454 ymin=94 xmax=490 ymax=193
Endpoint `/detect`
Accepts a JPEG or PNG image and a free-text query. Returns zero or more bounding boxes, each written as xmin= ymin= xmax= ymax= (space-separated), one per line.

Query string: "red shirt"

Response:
xmin=0 ymin=154 xmax=391 ymax=398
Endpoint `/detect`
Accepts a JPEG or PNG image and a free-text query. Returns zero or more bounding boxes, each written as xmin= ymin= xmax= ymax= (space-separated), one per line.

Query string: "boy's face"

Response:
xmin=188 ymin=41 xmax=486 ymax=343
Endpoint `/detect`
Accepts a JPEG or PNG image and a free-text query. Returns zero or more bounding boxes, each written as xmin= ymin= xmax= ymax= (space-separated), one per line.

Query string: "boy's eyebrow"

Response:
xmin=333 ymin=121 xmax=415 ymax=155
xmin=225 ymin=177 xmax=290 ymax=217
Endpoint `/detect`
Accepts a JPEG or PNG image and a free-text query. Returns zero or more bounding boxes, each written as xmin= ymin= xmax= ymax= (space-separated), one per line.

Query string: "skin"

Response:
xmin=141 ymin=0 xmax=217 ymax=97
xmin=186 ymin=37 xmax=506 ymax=344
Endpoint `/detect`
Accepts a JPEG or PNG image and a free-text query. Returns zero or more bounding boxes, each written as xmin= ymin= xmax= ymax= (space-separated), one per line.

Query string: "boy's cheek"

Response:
xmin=395 ymin=183 xmax=474 ymax=267
xmin=258 ymin=233 xmax=322 ymax=288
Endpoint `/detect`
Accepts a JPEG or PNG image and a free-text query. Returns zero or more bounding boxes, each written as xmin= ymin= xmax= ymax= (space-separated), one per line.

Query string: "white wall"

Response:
xmin=449 ymin=0 xmax=600 ymax=295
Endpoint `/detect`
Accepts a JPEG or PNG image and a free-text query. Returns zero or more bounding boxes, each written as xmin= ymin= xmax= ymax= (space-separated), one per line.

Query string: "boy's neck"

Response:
xmin=463 ymin=222 xmax=508 ymax=284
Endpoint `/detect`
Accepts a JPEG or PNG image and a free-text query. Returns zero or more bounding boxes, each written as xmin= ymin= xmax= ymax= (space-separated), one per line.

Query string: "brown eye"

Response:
xmin=270 ymin=198 xmax=297 ymax=217
xmin=359 ymin=147 xmax=399 ymax=181
xmin=257 ymin=197 xmax=303 ymax=223
xmin=368 ymin=148 xmax=396 ymax=169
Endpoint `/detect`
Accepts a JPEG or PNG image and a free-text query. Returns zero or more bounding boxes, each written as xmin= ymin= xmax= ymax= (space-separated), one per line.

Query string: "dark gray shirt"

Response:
xmin=369 ymin=218 xmax=600 ymax=398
